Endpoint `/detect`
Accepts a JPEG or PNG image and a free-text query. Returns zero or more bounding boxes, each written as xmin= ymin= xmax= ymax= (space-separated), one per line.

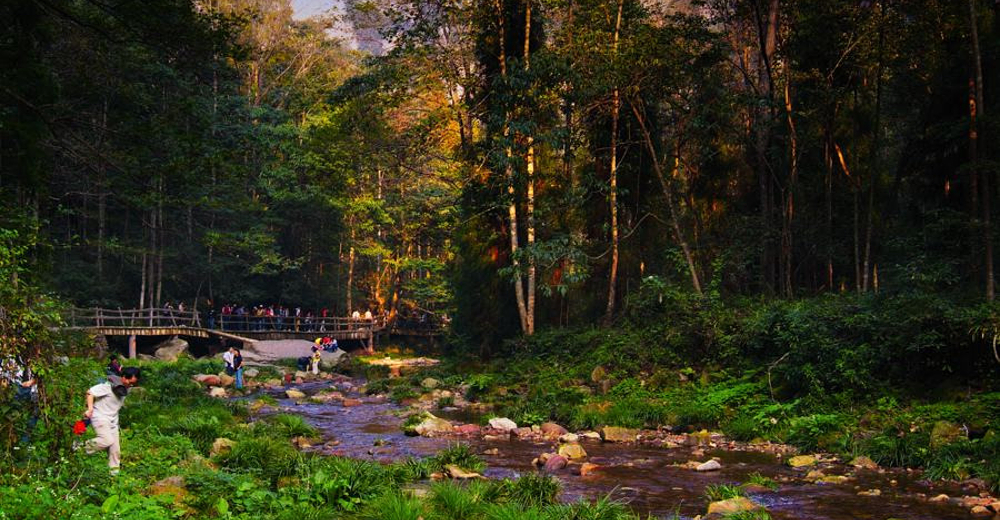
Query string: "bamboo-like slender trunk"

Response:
xmin=782 ymin=78 xmax=797 ymax=296
xmin=632 ymin=103 xmax=702 ymax=295
xmin=604 ymin=0 xmax=624 ymax=323
xmin=524 ymin=0 xmax=536 ymax=335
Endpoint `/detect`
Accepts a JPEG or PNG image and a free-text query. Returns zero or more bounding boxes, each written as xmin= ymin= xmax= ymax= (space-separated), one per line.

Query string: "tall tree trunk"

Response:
xmin=155 ymin=176 xmax=164 ymax=306
xmin=752 ymin=0 xmax=781 ymax=293
xmin=862 ymin=0 xmax=886 ymax=293
xmin=824 ymin=122 xmax=834 ymax=291
xmin=347 ymin=225 xmax=356 ymax=315
xmin=632 ymin=103 xmax=703 ymax=295
xmin=781 ymin=77 xmax=797 ymax=296
xmin=604 ymin=0 xmax=624 ymax=324
xmin=497 ymin=0 xmax=530 ymax=333
xmin=969 ymin=0 xmax=994 ymax=301
xmin=524 ymin=0 xmax=536 ymax=335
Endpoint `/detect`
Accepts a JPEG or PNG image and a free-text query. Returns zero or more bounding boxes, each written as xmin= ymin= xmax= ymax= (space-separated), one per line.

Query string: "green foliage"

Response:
xmin=360 ymin=492 xmax=426 ymax=520
xmin=724 ymin=510 xmax=772 ymax=520
xmin=784 ymin=414 xmax=845 ymax=452
xmin=430 ymin=443 xmax=486 ymax=473
xmin=742 ymin=473 xmax=778 ymax=491
xmin=267 ymin=414 xmax=320 ymax=439
xmin=704 ymin=484 xmax=746 ymax=502
xmin=216 ymin=437 xmax=302 ymax=484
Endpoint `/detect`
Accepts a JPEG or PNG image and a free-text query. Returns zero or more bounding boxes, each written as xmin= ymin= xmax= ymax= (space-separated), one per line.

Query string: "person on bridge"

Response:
xmin=82 ymin=367 xmax=140 ymax=475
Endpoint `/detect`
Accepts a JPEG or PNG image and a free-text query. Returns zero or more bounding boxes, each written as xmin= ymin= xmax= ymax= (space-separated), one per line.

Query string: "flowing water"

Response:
xmin=261 ymin=379 xmax=986 ymax=520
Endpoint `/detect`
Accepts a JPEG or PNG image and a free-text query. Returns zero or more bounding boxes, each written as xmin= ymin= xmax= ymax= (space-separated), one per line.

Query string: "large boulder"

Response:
xmin=154 ymin=337 xmax=189 ymax=362
xmin=488 ymin=417 xmax=518 ymax=433
xmin=930 ymin=421 xmax=965 ymax=448
xmin=321 ymin=348 xmax=347 ymax=367
xmin=244 ymin=368 xmax=260 ymax=378
xmin=601 ymin=426 xmax=639 ymax=443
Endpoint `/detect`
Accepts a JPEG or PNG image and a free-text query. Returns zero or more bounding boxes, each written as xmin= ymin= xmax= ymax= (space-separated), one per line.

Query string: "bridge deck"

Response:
xmin=60 ymin=307 xmax=439 ymax=344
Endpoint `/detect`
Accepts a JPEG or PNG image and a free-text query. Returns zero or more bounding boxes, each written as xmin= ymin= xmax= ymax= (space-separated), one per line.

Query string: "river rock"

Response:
xmin=696 ymin=459 xmax=722 ymax=472
xmin=149 ymin=476 xmax=187 ymax=502
xmin=989 ymin=501 xmax=1000 ymax=513
xmin=686 ymin=429 xmax=712 ymax=446
xmin=857 ymin=488 xmax=881 ymax=496
xmin=210 ymin=438 xmax=236 ymax=457
xmin=243 ymin=367 xmax=260 ymax=378
xmin=208 ymin=387 xmax=227 ymax=398
xmin=193 ymin=374 xmax=221 ymax=386
xmin=560 ymin=433 xmax=580 ymax=443
xmin=285 ymin=389 xmax=306 ymax=400
xmin=558 ymin=443 xmax=588 ymax=460
xmin=543 ymin=455 xmax=568 ymax=471
xmin=707 ymin=497 xmax=761 ymax=516
xmin=342 ymin=398 xmax=363 ymax=407
xmin=929 ymin=494 xmax=951 ymax=503
xmin=788 ymin=455 xmax=817 ymax=468
xmin=445 ymin=464 xmax=483 ymax=479
xmin=579 ymin=463 xmax=600 ymax=476
xmin=421 ymin=377 xmax=440 ymax=389
xmin=601 ymin=426 xmax=639 ymax=443
xmin=294 ymin=370 xmax=311 ymax=380
xmin=154 ymin=337 xmax=189 ymax=362
xmin=488 ymin=417 xmax=518 ymax=432
xmin=849 ymin=455 xmax=879 ymax=470
xmin=219 ymin=374 xmax=235 ymax=387
xmin=971 ymin=506 xmax=991 ymax=516
xmin=930 ymin=421 xmax=965 ymax=448
xmin=453 ymin=424 xmax=480 ymax=435
xmin=321 ymin=348 xmax=346 ymax=367
xmin=410 ymin=413 xmax=454 ymax=436
xmin=581 ymin=431 xmax=602 ymax=441
xmin=541 ymin=422 xmax=569 ymax=437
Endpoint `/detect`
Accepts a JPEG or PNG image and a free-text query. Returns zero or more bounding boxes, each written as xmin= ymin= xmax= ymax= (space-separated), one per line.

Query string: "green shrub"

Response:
xmin=216 ymin=437 xmax=302 ymax=484
xmin=784 ymin=414 xmax=844 ymax=452
xmin=860 ymin=431 xmax=930 ymax=468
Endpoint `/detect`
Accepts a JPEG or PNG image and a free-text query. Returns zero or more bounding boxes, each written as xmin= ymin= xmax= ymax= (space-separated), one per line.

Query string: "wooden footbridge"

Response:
xmin=62 ymin=307 xmax=388 ymax=345
xmin=62 ymin=307 xmax=443 ymax=345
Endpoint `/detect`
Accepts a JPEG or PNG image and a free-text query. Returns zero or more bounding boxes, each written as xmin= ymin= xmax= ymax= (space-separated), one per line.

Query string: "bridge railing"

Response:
xmin=63 ymin=307 xmax=385 ymax=335
xmin=215 ymin=313 xmax=383 ymax=334
xmin=64 ymin=307 xmax=202 ymax=329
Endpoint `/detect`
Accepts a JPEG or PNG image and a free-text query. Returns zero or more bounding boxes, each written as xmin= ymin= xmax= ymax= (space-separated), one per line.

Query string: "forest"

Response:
xmin=2 ymin=0 xmax=1000 ymax=519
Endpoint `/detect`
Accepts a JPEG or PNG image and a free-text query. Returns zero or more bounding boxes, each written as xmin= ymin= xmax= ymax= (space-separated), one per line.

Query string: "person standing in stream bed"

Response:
xmin=231 ymin=346 xmax=244 ymax=390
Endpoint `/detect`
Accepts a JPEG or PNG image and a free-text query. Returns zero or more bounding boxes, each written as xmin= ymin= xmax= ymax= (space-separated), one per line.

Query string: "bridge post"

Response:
xmin=128 ymin=334 xmax=136 ymax=360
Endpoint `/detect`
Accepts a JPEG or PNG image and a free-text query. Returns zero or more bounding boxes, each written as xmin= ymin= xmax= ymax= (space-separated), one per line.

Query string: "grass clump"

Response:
xmin=267 ymin=414 xmax=320 ymax=438
xmin=704 ymin=483 xmax=746 ymax=502
xmin=742 ymin=472 xmax=778 ymax=491
xmin=430 ymin=443 xmax=486 ymax=473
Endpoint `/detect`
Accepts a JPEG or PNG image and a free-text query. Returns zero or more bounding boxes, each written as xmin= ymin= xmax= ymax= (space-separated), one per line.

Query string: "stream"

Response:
xmin=259 ymin=378 xmax=987 ymax=520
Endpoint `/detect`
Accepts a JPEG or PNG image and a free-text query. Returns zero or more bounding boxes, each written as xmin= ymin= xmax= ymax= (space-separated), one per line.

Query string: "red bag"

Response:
xmin=73 ymin=420 xmax=87 ymax=435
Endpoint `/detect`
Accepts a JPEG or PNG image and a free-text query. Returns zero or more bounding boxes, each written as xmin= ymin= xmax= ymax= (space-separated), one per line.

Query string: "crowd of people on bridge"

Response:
xmin=212 ymin=304 xmax=379 ymax=332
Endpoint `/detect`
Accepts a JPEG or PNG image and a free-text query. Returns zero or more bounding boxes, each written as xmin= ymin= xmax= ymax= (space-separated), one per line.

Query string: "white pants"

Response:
xmin=311 ymin=360 xmax=320 ymax=374
xmin=85 ymin=419 xmax=120 ymax=470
